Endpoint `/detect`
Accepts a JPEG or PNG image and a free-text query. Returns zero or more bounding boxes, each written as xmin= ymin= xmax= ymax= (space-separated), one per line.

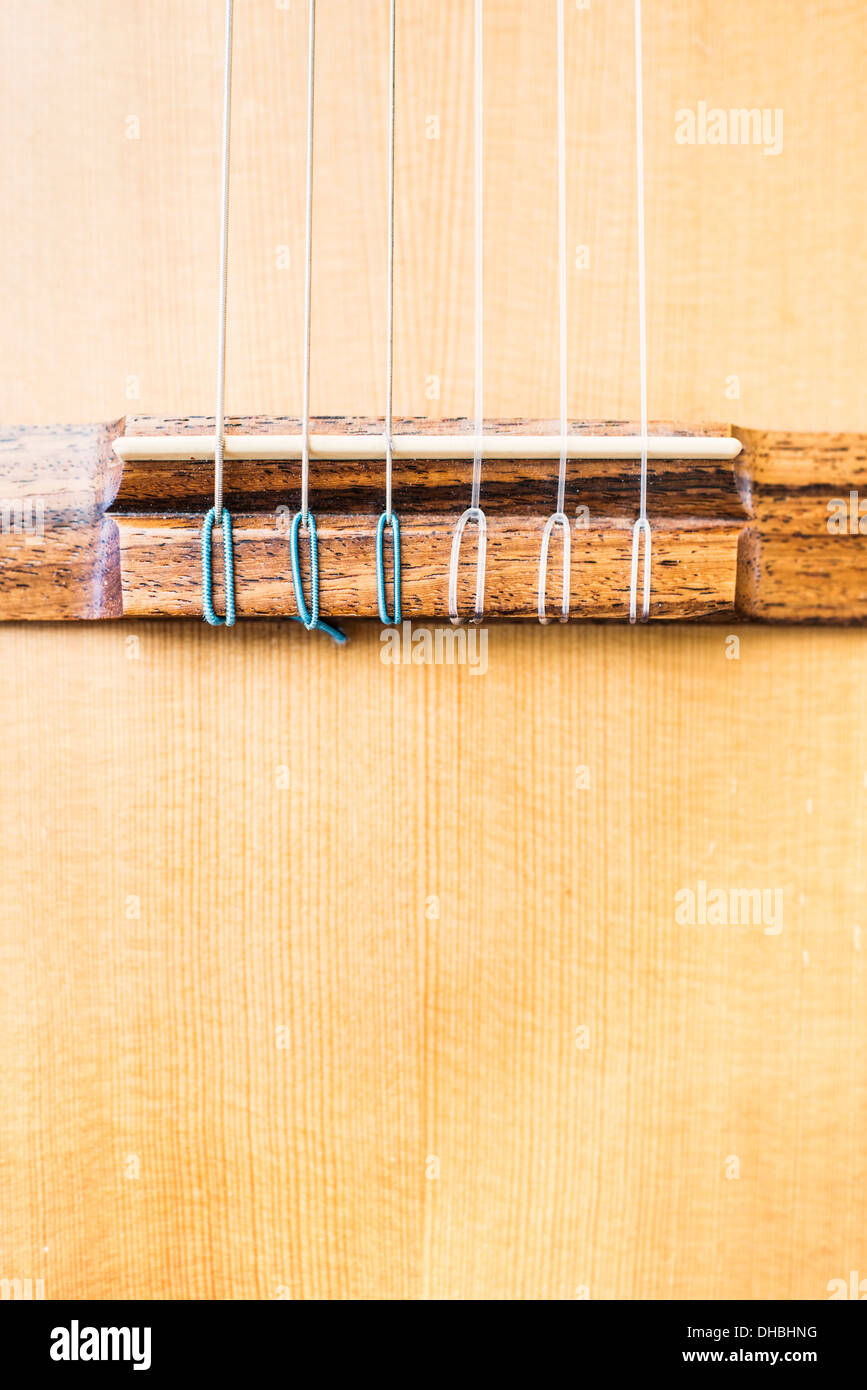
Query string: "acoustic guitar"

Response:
xmin=1 ymin=0 xmax=864 ymax=1302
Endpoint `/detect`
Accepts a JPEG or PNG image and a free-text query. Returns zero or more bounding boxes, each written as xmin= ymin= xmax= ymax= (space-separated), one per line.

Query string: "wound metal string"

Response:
xmin=213 ymin=0 xmax=234 ymax=523
xmin=289 ymin=0 xmax=345 ymax=642
xmin=385 ymin=0 xmax=396 ymax=521
xmin=301 ymin=0 xmax=316 ymax=524
xmin=376 ymin=0 xmax=402 ymax=625
xmin=629 ymin=0 xmax=651 ymax=622
xmin=201 ymin=0 xmax=236 ymax=625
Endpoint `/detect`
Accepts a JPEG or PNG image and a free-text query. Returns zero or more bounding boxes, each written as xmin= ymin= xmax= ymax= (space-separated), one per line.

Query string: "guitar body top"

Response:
xmin=0 ymin=0 xmax=864 ymax=1301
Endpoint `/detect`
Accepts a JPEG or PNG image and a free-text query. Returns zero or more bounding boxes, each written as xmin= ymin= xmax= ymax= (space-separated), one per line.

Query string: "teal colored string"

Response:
xmin=289 ymin=511 xmax=347 ymax=644
xmin=375 ymin=511 xmax=401 ymax=625
xmin=201 ymin=506 xmax=236 ymax=627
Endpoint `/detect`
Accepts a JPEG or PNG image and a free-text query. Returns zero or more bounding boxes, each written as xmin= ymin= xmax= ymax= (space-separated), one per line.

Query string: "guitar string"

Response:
xmin=447 ymin=0 xmax=487 ymax=623
xmin=213 ymin=0 xmax=233 ymax=523
xmin=471 ymin=0 xmax=483 ymax=514
xmin=300 ymin=0 xmax=316 ymax=524
xmin=375 ymin=0 xmax=402 ymax=626
xmin=385 ymin=0 xmax=396 ymax=522
xmin=537 ymin=0 xmax=572 ymax=623
xmin=289 ymin=0 xmax=346 ymax=641
xmin=555 ymin=0 xmax=568 ymax=519
xmin=629 ymin=0 xmax=651 ymax=622
xmin=200 ymin=0 xmax=237 ymax=627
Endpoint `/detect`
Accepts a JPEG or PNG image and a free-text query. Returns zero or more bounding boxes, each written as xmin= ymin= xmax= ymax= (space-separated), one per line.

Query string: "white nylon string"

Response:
xmin=555 ymin=0 xmax=567 ymax=516
xmin=447 ymin=0 xmax=487 ymax=623
xmin=537 ymin=0 xmax=571 ymax=624
xmin=384 ymin=0 xmax=396 ymax=520
xmin=300 ymin=0 xmax=316 ymax=523
xmin=629 ymin=0 xmax=651 ymax=622
xmin=213 ymin=0 xmax=234 ymax=523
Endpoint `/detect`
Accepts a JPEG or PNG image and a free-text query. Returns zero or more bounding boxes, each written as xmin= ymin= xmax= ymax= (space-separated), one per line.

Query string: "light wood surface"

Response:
xmin=1 ymin=0 xmax=866 ymax=1300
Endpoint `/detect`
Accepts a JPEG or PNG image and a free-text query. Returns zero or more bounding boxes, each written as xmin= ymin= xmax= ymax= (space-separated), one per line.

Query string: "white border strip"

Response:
xmin=114 ymin=433 xmax=741 ymax=462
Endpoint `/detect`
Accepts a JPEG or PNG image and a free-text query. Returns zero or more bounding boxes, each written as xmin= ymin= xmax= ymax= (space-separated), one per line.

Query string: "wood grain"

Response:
xmin=0 ymin=422 xmax=123 ymax=618
xmin=10 ymin=416 xmax=867 ymax=622
xmin=1 ymin=0 xmax=866 ymax=1302
xmin=0 ymin=414 xmax=747 ymax=621
xmin=3 ymin=621 xmax=866 ymax=1299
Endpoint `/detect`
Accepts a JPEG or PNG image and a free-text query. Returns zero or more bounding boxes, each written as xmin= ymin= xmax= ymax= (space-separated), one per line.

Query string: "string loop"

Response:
xmin=629 ymin=516 xmax=651 ymax=623
xmin=376 ymin=510 xmax=402 ymax=625
xmin=448 ymin=506 xmax=487 ymax=625
xmin=289 ymin=511 xmax=347 ymax=643
xmin=202 ymin=506 xmax=237 ymax=627
xmin=538 ymin=511 xmax=571 ymax=623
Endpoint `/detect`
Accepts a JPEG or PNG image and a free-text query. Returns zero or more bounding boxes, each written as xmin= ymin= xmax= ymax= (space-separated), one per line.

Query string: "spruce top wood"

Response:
xmin=1 ymin=414 xmax=866 ymax=623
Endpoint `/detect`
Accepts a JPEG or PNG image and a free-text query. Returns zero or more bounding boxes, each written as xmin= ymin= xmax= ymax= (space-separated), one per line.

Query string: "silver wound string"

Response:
xmin=471 ymin=0 xmax=483 ymax=508
xmin=629 ymin=0 xmax=651 ymax=622
xmin=385 ymin=0 xmax=396 ymax=520
xmin=301 ymin=0 xmax=316 ymax=523
xmin=213 ymin=0 xmax=234 ymax=523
